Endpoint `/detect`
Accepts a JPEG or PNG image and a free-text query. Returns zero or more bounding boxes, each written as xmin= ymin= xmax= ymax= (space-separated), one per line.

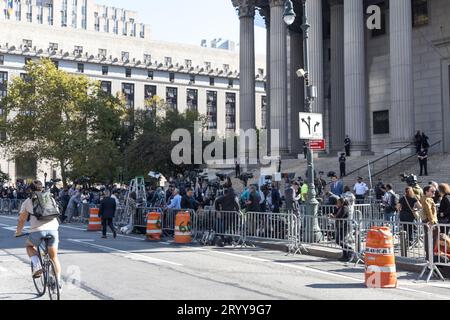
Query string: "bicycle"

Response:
xmin=16 ymin=233 xmax=61 ymax=300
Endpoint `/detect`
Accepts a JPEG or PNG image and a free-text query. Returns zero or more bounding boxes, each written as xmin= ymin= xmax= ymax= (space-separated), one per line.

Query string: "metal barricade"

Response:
xmin=301 ymin=214 xmax=356 ymax=255
xmin=0 ymin=199 xmax=25 ymax=215
xmin=244 ymin=211 xmax=300 ymax=253
xmin=193 ymin=209 xmax=243 ymax=244
xmin=427 ymin=223 xmax=450 ymax=282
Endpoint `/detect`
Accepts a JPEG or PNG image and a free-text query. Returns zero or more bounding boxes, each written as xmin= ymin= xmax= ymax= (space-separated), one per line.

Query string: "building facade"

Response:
xmin=0 ymin=0 xmax=266 ymax=183
xmin=233 ymin=0 xmax=450 ymax=156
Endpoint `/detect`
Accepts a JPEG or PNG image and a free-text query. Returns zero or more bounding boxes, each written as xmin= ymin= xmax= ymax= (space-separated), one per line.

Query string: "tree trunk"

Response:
xmin=60 ymin=160 xmax=68 ymax=188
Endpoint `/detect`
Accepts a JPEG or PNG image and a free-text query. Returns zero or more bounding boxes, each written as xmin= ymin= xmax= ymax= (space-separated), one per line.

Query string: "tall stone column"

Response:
xmin=344 ymin=0 xmax=368 ymax=151
xmin=330 ymin=0 xmax=345 ymax=152
xmin=238 ymin=0 xmax=256 ymax=133
xmin=288 ymin=29 xmax=304 ymax=156
xmin=390 ymin=0 xmax=414 ymax=145
xmin=269 ymin=0 xmax=288 ymax=154
xmin=307 ymin=0 xmax=324 ymax=114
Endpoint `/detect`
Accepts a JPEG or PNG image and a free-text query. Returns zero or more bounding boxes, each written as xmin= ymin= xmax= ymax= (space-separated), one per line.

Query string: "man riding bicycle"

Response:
xmin=14 ymin=180 xmax=62 ymax=286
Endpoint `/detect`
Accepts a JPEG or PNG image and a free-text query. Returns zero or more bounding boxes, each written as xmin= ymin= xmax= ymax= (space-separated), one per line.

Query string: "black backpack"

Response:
xmin=388 ymin=193 xmax=400 ymax=212
xmin=31 ymin=191 xmax=61 ymax=221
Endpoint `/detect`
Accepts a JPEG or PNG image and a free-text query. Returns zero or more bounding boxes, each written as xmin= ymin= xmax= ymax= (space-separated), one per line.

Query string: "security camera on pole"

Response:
xmin=284 ymin=0 xmax=322 ymax=243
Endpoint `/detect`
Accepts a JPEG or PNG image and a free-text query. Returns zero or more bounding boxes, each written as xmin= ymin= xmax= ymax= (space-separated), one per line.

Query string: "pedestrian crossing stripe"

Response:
xmin=365 ymin=247 xmax=394 ymax=255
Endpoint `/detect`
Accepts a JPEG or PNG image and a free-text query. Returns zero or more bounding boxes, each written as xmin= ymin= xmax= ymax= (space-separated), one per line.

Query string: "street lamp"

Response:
xmin=284 ymin=0 xmax=322 ymax=243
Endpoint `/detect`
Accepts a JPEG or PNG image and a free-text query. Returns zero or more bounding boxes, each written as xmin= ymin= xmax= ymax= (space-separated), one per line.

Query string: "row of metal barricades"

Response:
xmin=0 ymin=199 xmax=26 ymax=215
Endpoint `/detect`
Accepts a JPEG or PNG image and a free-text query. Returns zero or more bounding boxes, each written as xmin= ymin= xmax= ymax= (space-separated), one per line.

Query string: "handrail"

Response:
xmin=344 ymin=142 xmax=414 ymax=179
xmin=370 ymin=140 xmax=442 ymax=179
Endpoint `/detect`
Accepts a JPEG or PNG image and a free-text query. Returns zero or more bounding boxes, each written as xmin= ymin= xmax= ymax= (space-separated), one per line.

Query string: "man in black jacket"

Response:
xmin=99 ymin=190 xmax=117 ymax=239
xmin=215 ymin=188 xmax=240 ymax=212
xmin=181 ymin=188 xmax=200 ymax=211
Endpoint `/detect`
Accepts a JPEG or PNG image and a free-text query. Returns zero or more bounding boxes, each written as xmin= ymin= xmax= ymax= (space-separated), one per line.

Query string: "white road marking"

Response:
xmin=66 ymin=239 xmax=95 ymax=242
xmin=198 ymin=248 xmax=450 ymax=300
xmin=0 ymin=223 xmax=9 ymax=227
xmin=67 ymin=239 xmax=183 ymax=266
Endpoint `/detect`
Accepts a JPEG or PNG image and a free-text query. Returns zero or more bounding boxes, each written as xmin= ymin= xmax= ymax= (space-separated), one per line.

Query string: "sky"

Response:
xmin=94 ymin=0 xmax=267 ymax=54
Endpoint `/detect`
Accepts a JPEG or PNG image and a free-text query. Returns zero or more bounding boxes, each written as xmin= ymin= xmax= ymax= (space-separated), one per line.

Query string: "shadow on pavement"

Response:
xmin=306 ymin=283 xmax=366 ymax=289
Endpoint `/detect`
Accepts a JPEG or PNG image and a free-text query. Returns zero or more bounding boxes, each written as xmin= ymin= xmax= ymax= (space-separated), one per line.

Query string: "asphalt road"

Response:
xmin=1 ymin=215 xmax=450 ymax=300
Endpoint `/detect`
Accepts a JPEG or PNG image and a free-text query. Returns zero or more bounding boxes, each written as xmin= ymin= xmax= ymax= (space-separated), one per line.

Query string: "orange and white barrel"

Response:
xmin=87 ymin=208 xmax=102 ymax=232
xmin=146 ymin=212 xmax=162 ymax=241
xmin=365 ymin=226 xmax=397 ymax=288
xmin=174 ymin=211 xmax=192 ymax=244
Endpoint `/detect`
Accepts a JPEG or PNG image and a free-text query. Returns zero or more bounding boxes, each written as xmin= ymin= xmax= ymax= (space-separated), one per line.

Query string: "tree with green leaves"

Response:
xmin=1 ymin=58 xmax=126 ymax=186
xmin=124 ymin=98 xmax=207 ymax=181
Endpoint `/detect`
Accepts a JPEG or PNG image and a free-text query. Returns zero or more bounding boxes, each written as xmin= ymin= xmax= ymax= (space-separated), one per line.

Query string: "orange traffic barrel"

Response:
xmin=365 ymin=226 xmax=397 ymax=288
xmin=174 ymin=211 xmax=192 ymax=244
xmin=87 ymin=208 xmax=102 ymax=232
xmin=146 ymin=212 xmax=162 ymax=241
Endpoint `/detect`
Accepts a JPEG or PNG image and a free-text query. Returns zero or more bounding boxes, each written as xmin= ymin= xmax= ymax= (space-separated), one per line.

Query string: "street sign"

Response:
xmin=309 ymin=139 xmax=326 ymax=151
xmin=299 ymin=112 xmax=323 ymax=140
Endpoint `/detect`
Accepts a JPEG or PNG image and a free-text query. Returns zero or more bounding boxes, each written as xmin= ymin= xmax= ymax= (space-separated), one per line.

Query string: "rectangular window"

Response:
xmin=122 ymin=83 xmax=135 ymax=109
xmin=15 ymin=157 xmax=37 ymax=180
xmin=61 ymin=0 xmax=68 ymax=26
xmin=77 ymin=63 xmax=84 ymax=73
xmin=166 ymin=87 xmax=178 ymax=110
xmin=24 ymin=57 xmax=32 ymax=65
xmin=0 ymin=71 xmax=8 ymax=137
xmin=144 ymin=85 xmax=157 ymax=100
xmin=71 ymin=0 xmax=77 ymax=28
xmin=207 ymin=91 xmax=217 ymax=129
xmin=23 ymin=39 xmax=32 ymax=49
xmin=226 ymin=93 xmax=236 ymax=130
xmin=205 ymin=61 xmax=211 ymax=69
xmin=125 ymin=68 xmax=132 ymax=78
xmin=189 ymin=74 xmax=195 ymax=84
xmin=258 ymin=68 xmax=264 ymax=76
xmin=169 ymin=72 xmax=175 ymax=83
xmin=102 ymin=66 xmax=108 ymax=75
xmin=48 ymin=3 xmax=54 ymax=25
xmin=261 ymin=96 xmax=267 ymax=129
xmin=209 ymin=77 xmax=215 ymax=86
xmin=0 ymin=55 xmax=4 ymax=65
xmin=373 ymin=111 xmax=390 ymax=134
xmin=144 ymin=54 xmax=152 ymax=64
xmin=20 ymin=73 xmax=31 ymax=82
xmin=185 ymin=59 xmax=192 ymax=68
xmin=122 ymin=51 xmax=130 ymax=62
xmin=49 ymin=42 xmax=59 ymax=52
xmin=147 ymin=70 xmax=154 ymax=79
xmin=94 ymin=12 xmax=99 ymax=31
xmin=228 ymin=79 xmax=233 ymax=88
xmin=52 ymin=60 xmax=59 ymax=69
xmin=100 ymin=81 xmax=111 ymax=94
xmin=223 ymin=64 xmax=230 ymax=71
xmin=74 ymin=45 xmax=83 ymax=55
xmin=165 ymin=57 xmax=172 ymax=66
xmin=413 ymin=0 xmax=429 ymax=27
xmin=98 ymin=48 xmax=107 ymax=57
xmin=187 ymin=89 xmax=198 ymax=111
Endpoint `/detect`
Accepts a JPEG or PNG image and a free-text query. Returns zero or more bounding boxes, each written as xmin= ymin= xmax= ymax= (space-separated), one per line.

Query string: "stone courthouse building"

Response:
xmin=232 ymin=0 xmax=450 ymax=156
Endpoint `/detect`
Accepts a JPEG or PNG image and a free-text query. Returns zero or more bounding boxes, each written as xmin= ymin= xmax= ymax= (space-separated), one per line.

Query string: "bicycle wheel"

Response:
xmin=47 ymin=260 xmax=60 ymax=300
xmin=31 ymin=262 xmax=46 ymax=297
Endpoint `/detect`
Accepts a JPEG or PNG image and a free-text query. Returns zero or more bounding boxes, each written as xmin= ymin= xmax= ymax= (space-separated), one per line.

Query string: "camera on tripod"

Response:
xmin=400 ymin=173 xmax=418 ymax=187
